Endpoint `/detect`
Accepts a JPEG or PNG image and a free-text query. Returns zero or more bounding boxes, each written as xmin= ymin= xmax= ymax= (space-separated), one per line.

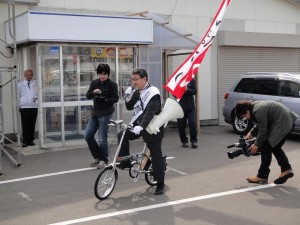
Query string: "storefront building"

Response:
xmin=1 ymin=4 xmax=198 ymax=148
xmin=1 ymin=0 xmax=300 ymax=149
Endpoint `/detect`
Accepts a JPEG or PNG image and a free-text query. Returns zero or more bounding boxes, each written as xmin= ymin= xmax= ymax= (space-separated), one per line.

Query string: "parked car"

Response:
xmin=223 ymin=72 xmax=300 ymax=135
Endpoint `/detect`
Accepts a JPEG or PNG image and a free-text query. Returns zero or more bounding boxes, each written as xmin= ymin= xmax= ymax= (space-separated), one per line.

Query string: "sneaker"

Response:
xmin=96 ymin=161 xmax=108 ymax=169
xmin=90 ymin=159 xmax=100 ymax=167
xmin=191 ymin=142 xmax=198 ymax=148
xmin=182 ymin=142 xmax=188 ymax=148
xmin=155 ymin=184 xmax=165 ymax=195
xmin=274 ymin=169 xmax=294 ymax=184
xmin=247 ymin=176 xmax=268 ymax=184
xmin=28 ymin=141 xmax=35 ymax=146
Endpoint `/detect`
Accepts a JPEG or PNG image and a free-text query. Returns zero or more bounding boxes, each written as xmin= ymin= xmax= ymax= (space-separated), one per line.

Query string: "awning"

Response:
xmin=5 ymin=11 xmax=153 ymax=45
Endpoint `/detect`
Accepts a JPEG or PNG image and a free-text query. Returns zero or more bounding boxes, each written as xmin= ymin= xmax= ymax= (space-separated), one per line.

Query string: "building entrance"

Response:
xmin=19 ymin=44 xmax=137 ymax=148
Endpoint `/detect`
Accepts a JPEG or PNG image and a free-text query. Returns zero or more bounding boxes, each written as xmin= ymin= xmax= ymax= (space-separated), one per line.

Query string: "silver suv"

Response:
xmin=223 ymin=72 xmax=300 ymax=134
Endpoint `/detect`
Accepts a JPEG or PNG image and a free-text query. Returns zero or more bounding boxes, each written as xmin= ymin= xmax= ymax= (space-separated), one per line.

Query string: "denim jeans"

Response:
xmin=85 ymin=114 xmax=111 ymax=163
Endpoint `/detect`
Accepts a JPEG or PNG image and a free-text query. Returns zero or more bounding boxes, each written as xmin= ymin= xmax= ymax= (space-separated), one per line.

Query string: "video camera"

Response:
xmin=227 ymin=136 xmax=257 ymax=159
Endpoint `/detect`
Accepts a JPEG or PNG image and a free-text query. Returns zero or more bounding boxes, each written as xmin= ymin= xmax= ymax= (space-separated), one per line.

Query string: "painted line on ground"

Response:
xmin=0 ymin=168 xmax=96 ymax=184
xmin=168 ymin=167 xmax=187 ymax=175
xmin=0 ymin=156 xmax=177 ymax=185
xmin=49 ymin=183 xmax=277 ymax=225
xmin=165 ymin=157 xmax=187 ymax=175
xmin=17 ymin=192 xmax=33 ymax=202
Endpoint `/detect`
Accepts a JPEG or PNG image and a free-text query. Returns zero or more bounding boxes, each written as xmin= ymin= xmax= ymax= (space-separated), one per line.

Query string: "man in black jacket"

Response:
xmin=177 ymin=78 xmax=198 ymax=148
xmin=85 ymin=64 xmax=119 ymax=168
xmin=117 ymin=68 xmax=166 ymax=195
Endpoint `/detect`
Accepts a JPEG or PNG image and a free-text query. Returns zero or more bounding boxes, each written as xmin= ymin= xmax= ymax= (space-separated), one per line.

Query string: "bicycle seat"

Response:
xmin=109 ymin=119 xmax=123 ymax=125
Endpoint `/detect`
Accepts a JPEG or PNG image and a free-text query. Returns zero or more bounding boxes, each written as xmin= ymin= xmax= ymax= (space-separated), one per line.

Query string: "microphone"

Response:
xmin=122 ymin=86 xmax=134 ymax=100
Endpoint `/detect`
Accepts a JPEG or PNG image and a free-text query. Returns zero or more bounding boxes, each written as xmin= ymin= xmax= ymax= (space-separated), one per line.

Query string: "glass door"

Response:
xmin=40 ymin=46 xmax=63 ymax=146
xmin=39 ymin=45 xmax=95 ymax=147
xmin=118 ymin=47 xmax=137 ymax=124
xmin=36 ymin=45 xmax=137 ymax=148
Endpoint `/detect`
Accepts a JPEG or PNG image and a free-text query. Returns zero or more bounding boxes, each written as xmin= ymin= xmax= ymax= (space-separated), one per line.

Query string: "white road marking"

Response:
xmin=0 ymin=160 xmax=278 ymax=225
xmin=0 ymin=157 xmax=176 ymax=185
xmin=0 ymin=168 xmax=96 ymax=185
xmin=168 ymin=167 xmax=187 ymax=175
xmin=49 ymin=184 xmax=277 ymax=225
xmin=18 ymin=192 xmax=33 ymax=202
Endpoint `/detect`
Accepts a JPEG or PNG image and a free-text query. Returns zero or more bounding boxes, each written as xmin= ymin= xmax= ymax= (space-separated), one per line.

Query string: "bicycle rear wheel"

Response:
xmin=94 ymin=167 xmax=118 ymax=200
xmin=129 ymin=162 xmax=139 ymax=178
xmin=144 ymin=161 xmax=157 ymax=186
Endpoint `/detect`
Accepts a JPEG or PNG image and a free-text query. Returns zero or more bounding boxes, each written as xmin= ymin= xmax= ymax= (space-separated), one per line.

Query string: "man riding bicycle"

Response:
xmin=116 ymin=68 xmax=166 ymax=195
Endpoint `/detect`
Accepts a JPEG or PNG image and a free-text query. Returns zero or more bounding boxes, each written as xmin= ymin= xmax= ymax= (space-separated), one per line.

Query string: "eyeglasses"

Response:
xmin=98 ymin=73 xmax=108 ymax=76
xmin=131 ymin=77 xmax=143 ymax=81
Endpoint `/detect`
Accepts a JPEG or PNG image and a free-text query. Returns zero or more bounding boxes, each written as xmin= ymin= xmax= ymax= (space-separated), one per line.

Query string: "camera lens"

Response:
xmin=227 ymin=149 xmax=243 ymax=159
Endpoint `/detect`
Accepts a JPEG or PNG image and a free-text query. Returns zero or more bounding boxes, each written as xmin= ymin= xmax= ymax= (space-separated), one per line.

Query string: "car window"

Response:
xmin=278 ymin=80 xmax=300 ymax=98
xmin=251 ymin=79 xmax=276 ymax=95
xmin=234 ymin=78 xmax=254 ymax=93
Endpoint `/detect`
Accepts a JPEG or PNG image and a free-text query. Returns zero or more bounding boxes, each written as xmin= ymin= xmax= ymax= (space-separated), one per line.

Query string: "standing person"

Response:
xmin=235 ymin=100 xmax=298 ymax=184
xmin=176 ymin=78 xmax=198 ymax=148
xmin=18 ymin=69 xmax=38 ymax=147
xmin=117 ymin=68 xmax=166 ymax=195
xmin=85 ymin=64 xmax=119 ymax=168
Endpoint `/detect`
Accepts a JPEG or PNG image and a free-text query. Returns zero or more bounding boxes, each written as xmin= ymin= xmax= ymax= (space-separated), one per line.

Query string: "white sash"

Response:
xmin=130 ymin=86 xmax=160 ymax=124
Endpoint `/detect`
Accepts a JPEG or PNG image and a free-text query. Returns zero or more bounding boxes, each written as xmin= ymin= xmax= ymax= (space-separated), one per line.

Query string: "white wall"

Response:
xmin=0 ymin=3 xmax=29 ymax=135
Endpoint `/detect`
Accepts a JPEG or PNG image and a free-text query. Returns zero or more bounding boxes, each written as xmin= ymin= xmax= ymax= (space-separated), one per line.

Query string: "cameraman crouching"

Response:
xmin=235 ymin=100 xmax=298 ymax=184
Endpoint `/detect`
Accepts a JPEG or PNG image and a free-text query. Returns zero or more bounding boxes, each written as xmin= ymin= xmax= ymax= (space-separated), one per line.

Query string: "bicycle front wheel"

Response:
xmin=94 ymin=167 xmax=118 ymax=200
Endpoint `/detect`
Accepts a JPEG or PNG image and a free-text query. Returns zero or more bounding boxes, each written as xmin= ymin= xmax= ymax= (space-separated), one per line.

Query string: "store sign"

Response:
xmin=5 ymin=11 xmax=153 ymax=45
xmin=50 ymin=46 xmax=59 ymax=54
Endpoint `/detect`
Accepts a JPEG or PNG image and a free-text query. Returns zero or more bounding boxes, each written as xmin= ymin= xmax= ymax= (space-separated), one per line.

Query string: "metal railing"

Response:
xmin=0 ymin=68 xmax=22 ymax=177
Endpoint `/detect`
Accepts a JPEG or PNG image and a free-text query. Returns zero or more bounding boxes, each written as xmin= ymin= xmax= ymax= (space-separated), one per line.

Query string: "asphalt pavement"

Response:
xmin=0 ymin=125 xmax=300 ymax=225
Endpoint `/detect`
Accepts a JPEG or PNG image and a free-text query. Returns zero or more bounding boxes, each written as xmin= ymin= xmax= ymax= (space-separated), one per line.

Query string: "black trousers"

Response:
xmin=177 ymin=109 xmax=197 ymax=143
xmin=20 ymin=108 xmax=38 ymax=144
xmin=257 ymin=137 xmax=292 ymax=179
xmin=117 ymin=129 xmax=165 ymax=185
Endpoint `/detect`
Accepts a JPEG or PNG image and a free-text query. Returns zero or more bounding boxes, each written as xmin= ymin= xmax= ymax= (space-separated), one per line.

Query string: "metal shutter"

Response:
xmin=218 ymin=46 xmax=300 ymax=124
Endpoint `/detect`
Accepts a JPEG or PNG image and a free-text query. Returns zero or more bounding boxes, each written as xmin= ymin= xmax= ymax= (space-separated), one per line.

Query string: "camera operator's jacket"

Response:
xmin=126 ymin=83 xmax=164 ymax=143
xmin=250 ymin=101 xmax=299 ymax=148
xmin=86 ymin=78 xmax=119 ymax=117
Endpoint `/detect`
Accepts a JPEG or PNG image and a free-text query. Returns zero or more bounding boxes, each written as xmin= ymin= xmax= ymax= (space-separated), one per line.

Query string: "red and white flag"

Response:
xmin=164 ymin=0 xmax=233 ymax=99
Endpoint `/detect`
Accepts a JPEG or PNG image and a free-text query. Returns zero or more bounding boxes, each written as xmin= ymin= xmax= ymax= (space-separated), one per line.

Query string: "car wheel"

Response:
xmin=231 ymin=113 xmax=253 ymax=135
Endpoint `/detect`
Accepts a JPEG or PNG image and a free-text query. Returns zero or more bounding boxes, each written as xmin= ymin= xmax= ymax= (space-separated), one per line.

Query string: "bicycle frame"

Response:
xmin=107 ymin=121 xmax=150 ymax=172
xmin=94 ymin=120 xmax=162 ymax=200
xmin=110 ymin=123 xmax=129 ymax=169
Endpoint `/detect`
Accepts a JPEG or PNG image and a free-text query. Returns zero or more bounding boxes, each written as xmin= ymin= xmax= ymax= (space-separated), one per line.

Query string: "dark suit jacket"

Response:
xmin=126 ymin=84 xmax=163 ymax=143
